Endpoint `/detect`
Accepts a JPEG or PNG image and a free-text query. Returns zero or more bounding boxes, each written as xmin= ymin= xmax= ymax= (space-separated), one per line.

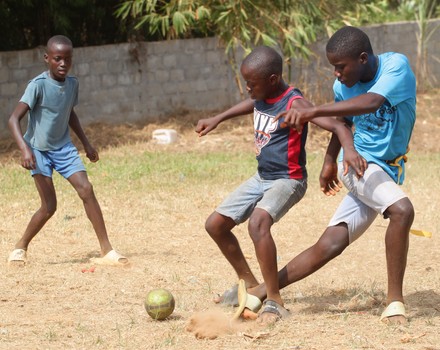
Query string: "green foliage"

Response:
xmin=115 ymin=0 xmax=213 ymax=40
xmin=115 ymin=0 xmax=325 ymax=61
xmin=338 ymin=1 xmax=406 ymax=26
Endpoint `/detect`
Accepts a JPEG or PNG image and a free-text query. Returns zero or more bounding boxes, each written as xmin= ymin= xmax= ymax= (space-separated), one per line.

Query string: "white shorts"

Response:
xmin=328 ymin=162 xmax=408 ymax=244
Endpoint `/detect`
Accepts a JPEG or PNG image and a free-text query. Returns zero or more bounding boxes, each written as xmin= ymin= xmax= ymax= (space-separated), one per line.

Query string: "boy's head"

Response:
xmin=240 ymin=46 xmax=284 ymax=100
xmin=44 ymin=35 xmax=73 ymax=82
xmin=326 ymin=26 xmax=375 ymax=87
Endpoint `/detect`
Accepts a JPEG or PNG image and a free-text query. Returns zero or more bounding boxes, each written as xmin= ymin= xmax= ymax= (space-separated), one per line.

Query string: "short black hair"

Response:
xmin=46 ymin=35 xmax=73 ymax=50
xmin=326 ymin=26 xmax=373 ymax=59
xmin=242 ymin=46 xmax=283 ymax=78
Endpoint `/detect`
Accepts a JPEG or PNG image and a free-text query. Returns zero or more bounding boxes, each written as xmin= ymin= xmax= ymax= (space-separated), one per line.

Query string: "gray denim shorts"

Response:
xmin=216 ymin=172 xmax=307 ymax=224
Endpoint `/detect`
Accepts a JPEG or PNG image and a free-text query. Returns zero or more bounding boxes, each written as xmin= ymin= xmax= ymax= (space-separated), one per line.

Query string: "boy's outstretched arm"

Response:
xmin=290 ymin=98 xmax=367 ymax=179
xmin=196 ymin=98 xmax=254 ymax=136
xmin=69 ymin=109 xmax=99 ymax=162
xmin=8 ymin=102 xmax=35 ymax=170
xmin=275 ymin=92 xmax=385 ymax=133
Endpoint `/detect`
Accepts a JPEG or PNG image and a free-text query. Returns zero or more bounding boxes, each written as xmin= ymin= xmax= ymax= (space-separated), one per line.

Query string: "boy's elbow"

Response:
xmin=8 ymin=115 xmax=16 ymax=129
xmin=8 ymin=113 xmax=20 ymax=126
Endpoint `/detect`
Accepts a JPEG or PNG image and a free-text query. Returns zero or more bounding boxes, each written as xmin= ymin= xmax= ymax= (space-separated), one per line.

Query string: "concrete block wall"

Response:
xmin=0 ymin=37 xmax=239 ymax=138
xmin=1 ymin=20 xmax=439 ymax=139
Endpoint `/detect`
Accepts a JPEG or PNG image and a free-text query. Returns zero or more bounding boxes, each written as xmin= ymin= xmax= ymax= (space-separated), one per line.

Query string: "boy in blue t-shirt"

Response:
xmin=248 ymin=26 xmax=415 ymax=325
xmin=8 ymin=35 xmax=128 ymax=266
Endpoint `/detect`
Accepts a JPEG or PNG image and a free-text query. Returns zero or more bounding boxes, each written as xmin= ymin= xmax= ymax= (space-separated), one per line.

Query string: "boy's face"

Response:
xmin=44 ymin=43 xmax=73 ymax=82
xmin=327 ymin=51 xmax=367 ymax=88
xmin=240 ymin=63 xmax=277 ymax=101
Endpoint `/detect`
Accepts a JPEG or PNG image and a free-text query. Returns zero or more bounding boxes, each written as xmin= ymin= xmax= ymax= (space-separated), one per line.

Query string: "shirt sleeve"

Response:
xmin=368 ymin=54 xmax=415 ymax=107
xmin=20 ymin=81 xmax=40 ymax=110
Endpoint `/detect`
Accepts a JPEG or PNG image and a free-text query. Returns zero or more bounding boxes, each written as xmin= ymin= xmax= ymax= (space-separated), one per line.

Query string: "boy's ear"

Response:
xmin=44 ymin=53 xmax=49 ymax=63
xmin=359 ymin=52 xmax=369 ymax=64
xmin=269 ymin=73 xmax=280 ymax=85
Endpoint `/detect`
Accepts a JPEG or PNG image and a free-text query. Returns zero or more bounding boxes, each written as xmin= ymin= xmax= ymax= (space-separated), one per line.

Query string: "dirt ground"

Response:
xmin=0 ymin=91 xmax=439 ymax=350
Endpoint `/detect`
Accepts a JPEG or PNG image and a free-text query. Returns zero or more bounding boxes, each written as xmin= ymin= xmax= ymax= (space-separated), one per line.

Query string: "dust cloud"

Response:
xmin=186 ymin=308 xmax=256 ymax=339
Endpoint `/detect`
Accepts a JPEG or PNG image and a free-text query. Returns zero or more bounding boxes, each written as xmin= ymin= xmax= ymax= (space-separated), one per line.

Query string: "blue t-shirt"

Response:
xmin=254 ymin=87 xmax=308 ymax=180
xmin=334 ymin=52 xmax=416 ymax=184
xmin=21 ymin=71 xmax=79 ymax=151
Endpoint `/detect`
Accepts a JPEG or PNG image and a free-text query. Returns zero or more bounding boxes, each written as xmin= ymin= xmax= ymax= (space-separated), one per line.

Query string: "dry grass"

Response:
xmin=0 ymin=91 xmax=439 ymax=350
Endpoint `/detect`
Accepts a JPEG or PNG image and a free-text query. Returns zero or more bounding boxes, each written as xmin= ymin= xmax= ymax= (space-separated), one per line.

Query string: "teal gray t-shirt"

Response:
xmin=21 ymin=71 xmax=78 ymax=151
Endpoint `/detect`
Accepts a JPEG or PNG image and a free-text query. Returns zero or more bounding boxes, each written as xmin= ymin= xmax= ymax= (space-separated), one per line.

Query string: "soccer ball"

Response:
xmin=144 ymin=288 xmax=175 ymax=320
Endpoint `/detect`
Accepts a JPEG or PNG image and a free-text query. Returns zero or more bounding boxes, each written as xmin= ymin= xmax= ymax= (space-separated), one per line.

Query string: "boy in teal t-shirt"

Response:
xmin=8 ymin=35 xmax=128 ymax=266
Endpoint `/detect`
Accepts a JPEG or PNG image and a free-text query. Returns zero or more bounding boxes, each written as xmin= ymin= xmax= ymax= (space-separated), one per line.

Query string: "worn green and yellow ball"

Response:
xmin=144 ymin=288 xmax=175 ymax=320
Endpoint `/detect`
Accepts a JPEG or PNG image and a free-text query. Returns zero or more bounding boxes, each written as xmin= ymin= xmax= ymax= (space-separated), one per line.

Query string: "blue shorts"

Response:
xmin=31 ymin=142 xmax=86 ymax=179
xmin=216 ymin=172 xmax=307 ymax=224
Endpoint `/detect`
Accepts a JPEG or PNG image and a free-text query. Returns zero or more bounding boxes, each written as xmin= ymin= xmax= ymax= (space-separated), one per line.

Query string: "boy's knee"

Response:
xmin=204 ymin=216 xmax=216 ymax=235
xmin=45 ymin=202 xmax=57 ymax=217
xmin=386 ymin=198 xmax=414 ymax=224
xmin=205 ymin=212 xmax=226 ymax=237
xmin=76 ymin=181 xmax=94 ymax=200
xmin=315 ymin=227 xmax=349 ymax=261
xmin=247 ymin=211 xmax=272 ymax=242
xmin=205 ymin=211 xmax=236 ymax=237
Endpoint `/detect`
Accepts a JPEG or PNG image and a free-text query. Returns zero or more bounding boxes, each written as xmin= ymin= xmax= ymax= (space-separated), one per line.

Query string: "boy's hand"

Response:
xmin=274 ymin=107 xmax=314 ymax=134
xmin=195 ymin=117 xmax=220 ymax=137
xmin=21 ymin=147 xmax=36 ymax=170
xmin=85 ymin=145 xmax=99 ymax=162
xmin=343 ymin=148 xmax=368 ymax=178
xmin=319 ymin=161 xmax=342 ymax=196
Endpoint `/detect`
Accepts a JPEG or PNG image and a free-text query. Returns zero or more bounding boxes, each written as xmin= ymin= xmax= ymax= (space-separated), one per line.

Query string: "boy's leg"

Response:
xmin=271 ymin=189 xmax=376 ymax=296
xmin=208 ymin=173 xmax=270 ymax=290
xmin=248 ymin=224 xmax=350 ymax=303
xmin=206 ymin=212 xmax=259 ymax=289
xmin=249 ymin=223 xmax=350 ymax=323
xmin=248 ymin=177 xmax=307 ymax=323
xmin=248 ymin=208 xmax=279 ymax=303
xmin=14 ymin=174 xmax=57 ymax=250
xmin=250 ymin=164 xmax=409 ymax=323
xmin=67 ymin=171 xmax=113 ymax=256
xmin=382 ymin=197 xmax=413 ymax=324
xmin=247 ymin=186 xmax=376 ymax=322
xmin=280 ymin=224 xmax=350 ymax=287
xmin=339 ymin=163 xmax=411 ymax=323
